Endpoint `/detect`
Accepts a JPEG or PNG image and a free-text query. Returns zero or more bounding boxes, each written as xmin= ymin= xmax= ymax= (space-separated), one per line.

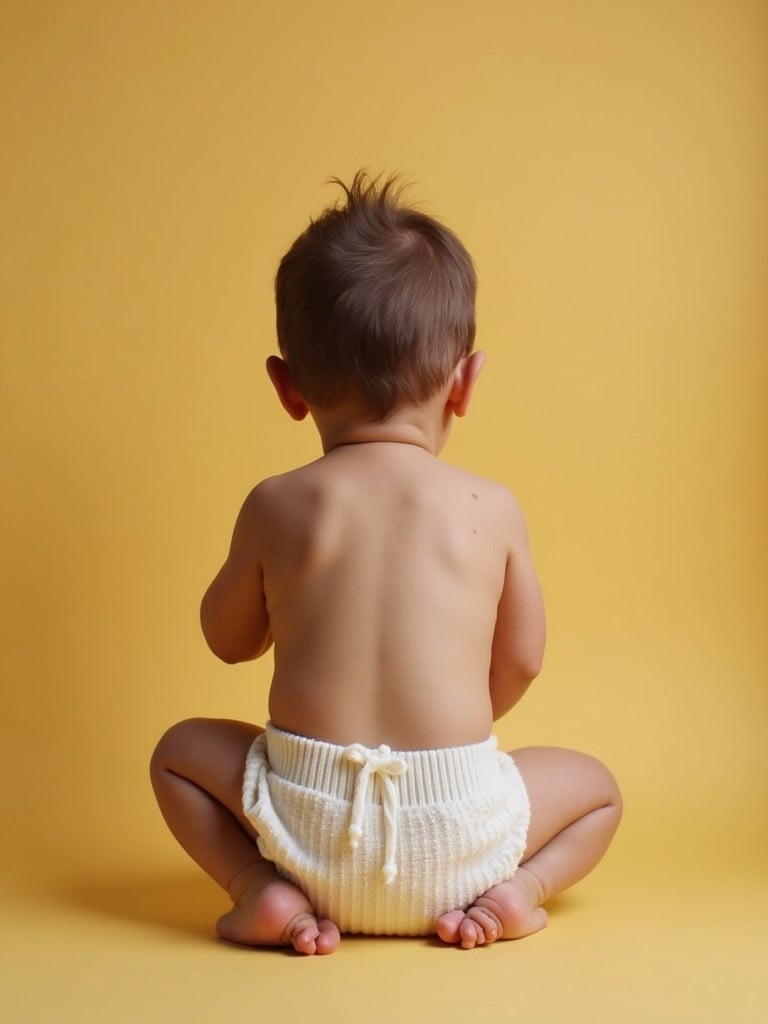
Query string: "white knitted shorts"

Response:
xmin=242 ymin=723 xmax=530 ymax=936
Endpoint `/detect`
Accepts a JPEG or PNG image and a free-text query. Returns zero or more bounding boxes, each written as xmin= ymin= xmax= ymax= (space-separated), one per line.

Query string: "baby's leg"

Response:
xmin=437 ymin=747 xmax=622 ymax=949
xmin=150 ymin=718 xmax=340 ymax=955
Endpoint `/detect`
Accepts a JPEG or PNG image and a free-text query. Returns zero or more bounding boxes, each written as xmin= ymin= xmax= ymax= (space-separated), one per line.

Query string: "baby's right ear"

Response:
xmin=447 ymin=350 xmax=486 ymax=418
xmin=266 ymin=356 xmax=309 ymax=421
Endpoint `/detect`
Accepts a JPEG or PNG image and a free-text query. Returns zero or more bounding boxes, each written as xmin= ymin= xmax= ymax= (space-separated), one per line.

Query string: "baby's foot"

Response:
xmin=216 ymin=862 xmax=340 ymax=955
xmin=436 ymin=867 xmax=548 ymax=949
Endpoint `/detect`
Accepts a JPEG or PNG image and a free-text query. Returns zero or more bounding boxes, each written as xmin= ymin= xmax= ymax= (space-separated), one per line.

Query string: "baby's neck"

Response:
xmin=311 ymin=396 xmax=451 ymax=456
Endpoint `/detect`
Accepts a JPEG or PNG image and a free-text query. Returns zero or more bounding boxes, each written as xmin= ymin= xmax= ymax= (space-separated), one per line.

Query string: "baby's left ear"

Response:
xmin=448 ymin=351 xmax=486 ymax=417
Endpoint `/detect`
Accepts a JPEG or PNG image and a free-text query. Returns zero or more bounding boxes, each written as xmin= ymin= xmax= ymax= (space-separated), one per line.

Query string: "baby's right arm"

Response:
xmin=488 ymin=492 xmax=546 ymax=719
xmin=200 ymin=486 xmax=273 ymax=665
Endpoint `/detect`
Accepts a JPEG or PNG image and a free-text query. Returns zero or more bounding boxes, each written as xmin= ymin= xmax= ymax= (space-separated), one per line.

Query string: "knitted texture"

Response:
xmin=242 ymin=724 xmax=530 ymax=936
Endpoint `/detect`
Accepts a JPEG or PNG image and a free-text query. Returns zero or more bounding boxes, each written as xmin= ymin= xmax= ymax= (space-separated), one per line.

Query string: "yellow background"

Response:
xmin=2 ymin=1 xmax=766 ymax=1021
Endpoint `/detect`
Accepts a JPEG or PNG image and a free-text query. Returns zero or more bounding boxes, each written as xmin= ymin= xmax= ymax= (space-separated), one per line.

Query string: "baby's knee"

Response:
xmin=568 ymin=751 xmax=623 ymax=822
xmin=149 ymin=718 xmax=208 ymax=779
xmin=593 ymin=757 xmax=623 ymax=821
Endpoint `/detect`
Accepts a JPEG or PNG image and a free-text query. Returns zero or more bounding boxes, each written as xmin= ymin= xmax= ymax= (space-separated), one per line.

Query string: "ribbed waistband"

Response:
xmin=264 ymin=723 xmax=503 ymax=806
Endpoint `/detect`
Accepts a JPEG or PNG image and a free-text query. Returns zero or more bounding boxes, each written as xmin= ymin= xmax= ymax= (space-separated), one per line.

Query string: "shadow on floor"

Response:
xmin=62 ymin=871 xmax=227 ymax=940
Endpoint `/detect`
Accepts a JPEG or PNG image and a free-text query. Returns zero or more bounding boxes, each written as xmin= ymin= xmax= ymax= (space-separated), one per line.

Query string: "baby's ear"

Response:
xmin=447 ymin=351 xmax=486 ymax=418
xmin=266 ymin=356 xmax=309 ymax=421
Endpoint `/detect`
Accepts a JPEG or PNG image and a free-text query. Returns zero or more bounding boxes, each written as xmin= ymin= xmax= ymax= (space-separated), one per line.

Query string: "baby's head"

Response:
xmin=274 ymin=171 xmax=477 ymax=420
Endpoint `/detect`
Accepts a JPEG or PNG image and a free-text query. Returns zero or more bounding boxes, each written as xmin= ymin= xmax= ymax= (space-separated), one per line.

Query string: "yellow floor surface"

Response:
xmin=5 ymin=839 xmax=766 ymax=1024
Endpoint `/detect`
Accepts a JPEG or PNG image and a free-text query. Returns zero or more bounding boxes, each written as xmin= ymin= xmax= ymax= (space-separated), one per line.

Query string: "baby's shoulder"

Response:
xmin=442 ymin=462 xmax=523 ymax=508
xmin=237 ymin=459 xmax=330 ymax=525
xmin=240 ymin=465 xmax=301 ymax=506
xmin=440 ymin=464 xmax=531 ymax=538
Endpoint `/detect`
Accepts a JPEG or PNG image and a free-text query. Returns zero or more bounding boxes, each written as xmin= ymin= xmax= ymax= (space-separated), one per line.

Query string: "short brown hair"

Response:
xmin=275 ymin=171 xmax=477 ymax=419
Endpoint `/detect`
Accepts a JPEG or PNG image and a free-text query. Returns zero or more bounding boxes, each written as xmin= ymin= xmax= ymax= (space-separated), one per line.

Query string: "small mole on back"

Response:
xmin=471 ymin=493 xmax=478 ymax=500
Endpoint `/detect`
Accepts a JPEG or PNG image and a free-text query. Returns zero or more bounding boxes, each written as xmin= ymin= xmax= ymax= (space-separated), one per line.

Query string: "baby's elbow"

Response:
xmin=207 ymin=640 xmax=257 ymax=665
xmin=522 ymin=651 xmax=544 ymax=685
xmin=506 ymin=649 xmax=543 ymax=690
xmin=206 ymin=630 xmax=273 ymax=665
xmin=202 ymin=632 xmax=239 ymax=664
xmin=214 ymin=648 xmax=241 ymax=665
xmin=489 ymin=663 xmax=540 ymax=720
xmin=520 ymin=627 xmax=546 ymax=683
xmin=513 ymin=661 xmax=540 ymax=699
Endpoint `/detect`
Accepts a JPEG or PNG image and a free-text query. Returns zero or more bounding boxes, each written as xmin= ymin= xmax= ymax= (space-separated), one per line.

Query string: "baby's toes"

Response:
xmin=282 ymin=912 xmax=320 ymax=954
xmin=459 ymin=916 xmax=487 ymax=949
xmin=313 ymin=919 xmax=342 ymax=955
xmin=436 ymin=909 xmax=466 ymax=944
xmin=465 ymin=906 xmax=502 ymax=944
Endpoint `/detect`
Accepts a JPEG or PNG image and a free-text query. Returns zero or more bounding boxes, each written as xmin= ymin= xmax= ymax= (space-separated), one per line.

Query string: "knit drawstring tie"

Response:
xmin=343 ymin=743 xmax=408 ymax=885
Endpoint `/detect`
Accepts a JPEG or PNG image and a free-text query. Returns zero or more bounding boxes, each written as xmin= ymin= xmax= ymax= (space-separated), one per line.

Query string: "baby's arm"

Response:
xmin=200 ymin=487 xmax=272 ymax=664
xmin=488 ymin=493 xmax=546 ymax=719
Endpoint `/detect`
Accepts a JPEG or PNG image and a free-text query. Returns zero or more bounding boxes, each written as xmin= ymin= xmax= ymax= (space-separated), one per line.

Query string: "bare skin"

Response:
xmin=150 ymin=354 xmax=622 ymax=953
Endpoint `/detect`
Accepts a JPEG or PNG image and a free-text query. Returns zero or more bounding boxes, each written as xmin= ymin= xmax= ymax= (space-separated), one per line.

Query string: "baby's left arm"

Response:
xmin=200 ymin=487 xmax=273 ymax=664
xmin=488 ymin=491 xmax=546 ymax=718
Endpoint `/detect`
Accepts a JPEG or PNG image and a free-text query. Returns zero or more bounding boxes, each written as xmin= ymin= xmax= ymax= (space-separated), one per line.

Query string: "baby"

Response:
xmin=150 ymin=172 xmax=622 ymax=955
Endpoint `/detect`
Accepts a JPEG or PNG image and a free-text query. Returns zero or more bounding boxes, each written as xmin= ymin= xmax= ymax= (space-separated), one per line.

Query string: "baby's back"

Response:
xmin=256 ymin=442 xmax=515 ymax=749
